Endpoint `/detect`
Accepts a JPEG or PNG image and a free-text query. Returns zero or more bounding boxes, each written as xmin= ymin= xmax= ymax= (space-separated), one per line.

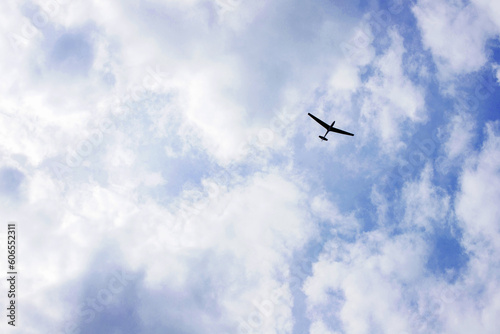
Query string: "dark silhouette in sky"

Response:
xmin=308 ymin=113 xmax=354 ymax=141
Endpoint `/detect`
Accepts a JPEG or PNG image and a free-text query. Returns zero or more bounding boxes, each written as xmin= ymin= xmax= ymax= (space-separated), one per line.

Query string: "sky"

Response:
xmin=1 ymin=0 xmax=500 ymax=333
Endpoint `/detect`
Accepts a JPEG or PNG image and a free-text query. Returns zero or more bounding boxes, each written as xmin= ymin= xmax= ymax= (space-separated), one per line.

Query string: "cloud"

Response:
xmin=471 ymin=0 xmax=500 ymax=28
xmin=310 ymin=194 xmax=360 ymax=239
xmin=456 ymin=121 xmax=500 ymax=254
xmin=2 ymin=0 xmax=365 ymax=166
xmin=304 ymin=231 xmax=429 ymax=334
xmin=0 ymin=161 xmax=316 ymax=333
xmin=402 ymin=164 xmax=450 ymax=232
xmin=494 ymin=63 xmax=500 ymax=84
xmin=0 ymin=167 xmax=24 ymax=195
xmin=360 ymin=29 xmax=426 ymax=154
xmin=302 ymin=130 xmax=500 ymax=334
xmin=309 ymin=319 xmax=340 ymax=334
xmin=0 ymin=3 xmax=360 ymax=331
xmin=110 ymin=170 xmax=315 ymax=333
xmin=413 ymin=0 xmax=499 ymax=77
xmin=443 ymin=111 xmax=477 ymax=161
xmin=434 ymin=121 xmax=500 ymax=333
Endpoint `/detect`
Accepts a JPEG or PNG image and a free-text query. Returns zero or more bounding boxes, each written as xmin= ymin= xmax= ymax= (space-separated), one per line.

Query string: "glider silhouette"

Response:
xmin=308 ymin=113 xmax=354 ymax=141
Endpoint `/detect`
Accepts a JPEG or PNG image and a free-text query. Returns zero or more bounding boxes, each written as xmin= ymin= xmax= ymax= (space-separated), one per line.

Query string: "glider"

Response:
xmin=308 ymin=113 xmax=354 ymax=141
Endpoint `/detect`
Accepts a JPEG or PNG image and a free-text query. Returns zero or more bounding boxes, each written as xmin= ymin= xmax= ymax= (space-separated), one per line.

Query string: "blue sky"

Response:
xmin=1 ymin=0 xmax=500 ymax=333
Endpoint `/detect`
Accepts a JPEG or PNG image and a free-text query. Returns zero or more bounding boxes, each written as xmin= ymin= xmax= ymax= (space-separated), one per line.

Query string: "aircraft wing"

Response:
xmin=330 ymin=127 xmax=354 ymax=136
xmin=308 ymin=113 xmax=330 ymax=130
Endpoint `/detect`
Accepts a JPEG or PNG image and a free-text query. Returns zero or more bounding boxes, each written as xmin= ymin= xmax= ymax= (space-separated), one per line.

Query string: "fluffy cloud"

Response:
xmin=439 ymin=121 xmax=500 ymax=333
xmin=402 ymin=164 xmax=450 ymax=232
xmin=2 ymin=1 xmax=362 ymax=332
xmin=304 ymin=231 xmax=429 ymax=334
xmin=413 ymin=0 xmax=499 ymax=77
xmin=360 ymin=29 xmax=426 ymax=153
xmin=0 ymin=165 xmax=316 ymax=333
xmin=303 ymin=122 xmax=500 ymax=334
xmin=494 ymin=64 xmax=500 ymax=84
xmin=456 ymin=121 xmax=500 ymax=255
xmin=443 ymin=111 xmax=477 ymax=161
xmin=471 ymin=0 xmax=500 ymax=28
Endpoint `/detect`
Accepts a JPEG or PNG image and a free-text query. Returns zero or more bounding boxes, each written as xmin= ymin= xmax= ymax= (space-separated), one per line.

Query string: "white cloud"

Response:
xmin=0 ymin=158 xmax=316 ymax=333
xmin=116 ymin=170 xmax=316 ymax=333
xmin=310 ymin=195 xmax=360 ymax=238
xmin=370 ymin=186 xmax=389 ymax=226
xmin=456 ymin=121 xmax=500 ymax=254
xmin=309 ymin=320 xmax=340 ymax=334
xmin=471 ymin=0 xmax=500 ymax=28
xmin=437 ymin=141 xmax=500 ymax=334
xmin=303 ymin=135 xmax=500 ymax=334
xmin=360 ymin=29 xmax=426 ymax=154
xmin=304 ymin=231 xmax=429 ymax=334
xmin=402 ymin=164 xmax=450 ymax=232
xmin=2 ymin=2 xmax=359 ymax=330
xmin=0 ymin=0 xmax=367 ymax=167
xmin=328 ymin=63 xmax=362 ymax=92
xmin=443 ymin=111 xmax=477 ymax=161
xmin=298 ymin=121 xmax=500 ymax=334
xmin=494 ymin=63 xmax=500 ymax=84
xmin=413 ymin=0 xmax=499 ymax=77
